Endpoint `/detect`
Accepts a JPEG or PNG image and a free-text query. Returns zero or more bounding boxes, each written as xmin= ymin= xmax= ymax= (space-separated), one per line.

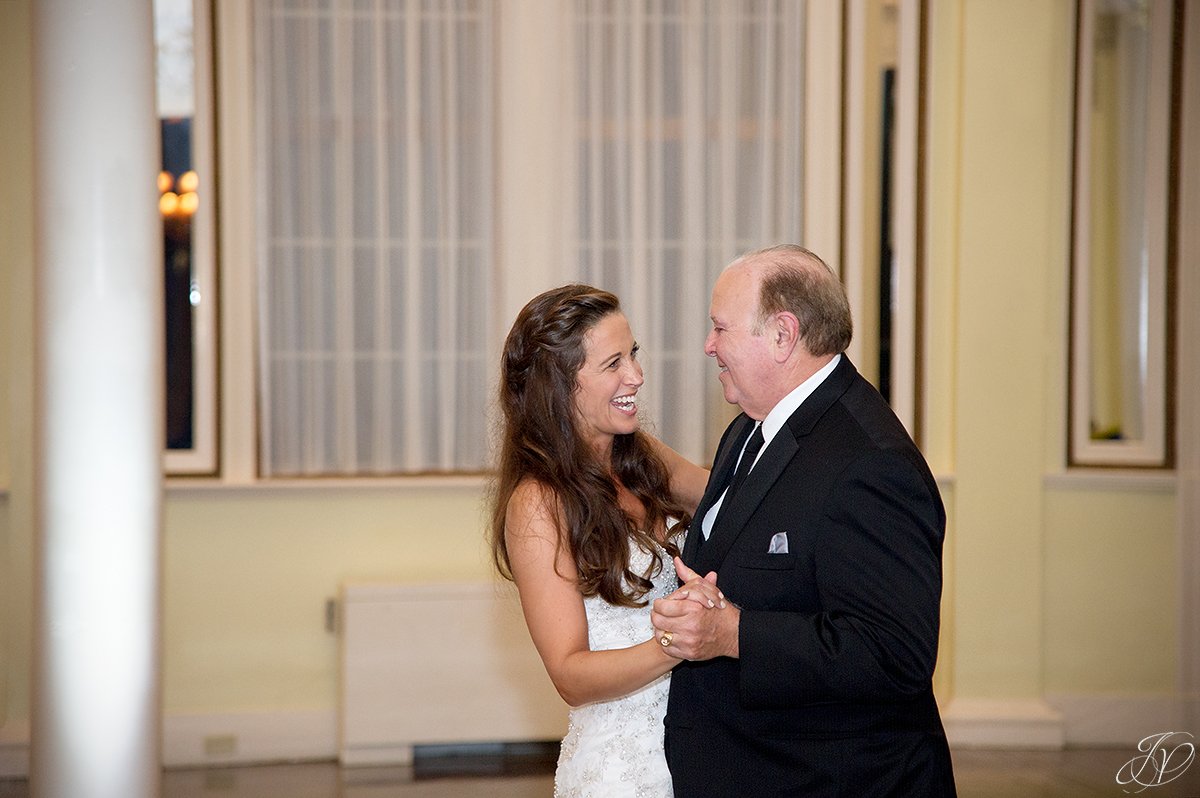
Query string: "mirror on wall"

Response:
xmin=1069 ymin=0 xmax=1177 ymax=467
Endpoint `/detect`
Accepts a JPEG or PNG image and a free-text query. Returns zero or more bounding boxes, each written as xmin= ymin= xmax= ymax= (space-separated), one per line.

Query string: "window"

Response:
xmin=156 ymin=0 xmax=218 ymax=474
xmin=568 ymin=1 xmax=812 ymax=460
xmin=842 ymin=0 xmax=926 ymax=440
xmin=253 ymin=0 xmax=495 ymax=476
xmin=227 ymin=0 xmax=841 ymax=476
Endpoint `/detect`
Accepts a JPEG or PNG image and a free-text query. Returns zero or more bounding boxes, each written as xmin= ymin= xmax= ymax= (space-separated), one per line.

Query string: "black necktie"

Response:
xmin=725 ymin=423 xmax=764 ymax=501
xmin=698 ymin=423 xmax=764 ymax=550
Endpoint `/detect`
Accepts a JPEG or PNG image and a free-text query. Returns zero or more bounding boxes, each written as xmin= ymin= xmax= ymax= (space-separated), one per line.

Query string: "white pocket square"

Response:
xmin=768 ymin=531 xmax=789 ymax=554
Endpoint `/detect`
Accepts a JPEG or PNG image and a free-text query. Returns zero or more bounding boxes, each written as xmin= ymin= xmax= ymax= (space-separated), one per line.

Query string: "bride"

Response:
xmin=490 ymin=285 xmax=710 ymax=797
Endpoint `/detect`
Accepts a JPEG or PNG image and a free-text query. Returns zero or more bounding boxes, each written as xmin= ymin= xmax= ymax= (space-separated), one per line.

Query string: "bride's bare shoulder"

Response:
xmin=506 ymin=478 xmax=563 ymax=543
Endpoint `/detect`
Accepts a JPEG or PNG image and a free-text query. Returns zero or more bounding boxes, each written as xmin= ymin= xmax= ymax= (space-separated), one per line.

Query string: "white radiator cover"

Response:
xmin=339 ymin=581 xmax=567 ymax=766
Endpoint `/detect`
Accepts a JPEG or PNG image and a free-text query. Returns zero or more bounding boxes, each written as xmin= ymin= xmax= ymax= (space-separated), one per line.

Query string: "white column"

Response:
xmin=31 ymin=1 xmax=163 ymax=796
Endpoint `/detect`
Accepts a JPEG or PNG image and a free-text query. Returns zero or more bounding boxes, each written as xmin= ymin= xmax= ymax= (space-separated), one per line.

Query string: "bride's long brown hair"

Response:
xmin=489 ymin=285 xmax=690 ymax=607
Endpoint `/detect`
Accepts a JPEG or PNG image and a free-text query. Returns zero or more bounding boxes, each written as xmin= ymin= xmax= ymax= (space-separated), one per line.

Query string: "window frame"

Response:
xmin=842 ymin=0 xmax=927 ymax=443
xmin=161 ymin=0 xmax=219 ymax=476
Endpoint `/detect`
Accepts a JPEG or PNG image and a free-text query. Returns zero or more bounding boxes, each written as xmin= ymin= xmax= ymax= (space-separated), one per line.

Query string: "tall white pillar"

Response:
xmin=31 ymin=1 xmax=163 ymax=796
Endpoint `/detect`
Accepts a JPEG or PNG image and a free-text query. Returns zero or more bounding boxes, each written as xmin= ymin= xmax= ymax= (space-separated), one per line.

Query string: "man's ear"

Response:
xmin=772 ymin=311 xmax=801 ymax=363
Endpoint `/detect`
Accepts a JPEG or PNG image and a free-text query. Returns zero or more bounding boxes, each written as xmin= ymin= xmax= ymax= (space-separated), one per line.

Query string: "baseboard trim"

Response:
xmin=1045 ymin=693 xmax=1200 ymax=747
xmin=162 ymin=708 xmax=337 ymax=768
xmin=3 ymin=695 xmax=1191 ymax=777
xmin=941 ymin=698 xmax=1066 ymax=749
xmin=0 ymin=710 xmax=339 ymax=777
xmin=0 ymin=721 xmax=30 ymax=779
xmin=340 ymin=743 xmax=415 ymax=768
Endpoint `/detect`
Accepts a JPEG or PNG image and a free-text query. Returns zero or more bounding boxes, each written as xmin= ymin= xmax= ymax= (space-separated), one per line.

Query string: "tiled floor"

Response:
xmin=3 ymin=746 xmax=1199 ymax=797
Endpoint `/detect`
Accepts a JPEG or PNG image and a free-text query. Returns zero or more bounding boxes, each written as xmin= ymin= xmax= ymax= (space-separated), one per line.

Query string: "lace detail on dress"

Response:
xmin=553 ymin=534 xmax=679 ymax=798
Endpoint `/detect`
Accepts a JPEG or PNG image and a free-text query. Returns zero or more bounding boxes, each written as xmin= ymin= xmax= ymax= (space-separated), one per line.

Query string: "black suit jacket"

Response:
xmin=666 ymin=356 xmax=956 ymax=797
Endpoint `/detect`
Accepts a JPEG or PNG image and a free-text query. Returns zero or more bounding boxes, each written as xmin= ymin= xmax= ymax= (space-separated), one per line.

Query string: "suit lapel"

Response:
xmin=682 ymin=414 xmax=755 ymax=564
xmin=693 ymin=356 xmax=861 ymax=571
xmin=695 ymin=430 xmax=798 ymax=571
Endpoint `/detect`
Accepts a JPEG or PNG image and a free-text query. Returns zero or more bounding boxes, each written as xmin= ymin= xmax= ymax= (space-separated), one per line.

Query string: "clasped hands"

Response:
xmin=650 ymin=557 xmax=740 ymax=661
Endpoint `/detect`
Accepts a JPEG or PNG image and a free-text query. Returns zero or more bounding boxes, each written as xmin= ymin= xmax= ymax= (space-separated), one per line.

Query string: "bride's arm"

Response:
xmin=505 ymin=480 xmax=676 ymax=707
xmin=647 ymin=435 xmax=709 ymax=514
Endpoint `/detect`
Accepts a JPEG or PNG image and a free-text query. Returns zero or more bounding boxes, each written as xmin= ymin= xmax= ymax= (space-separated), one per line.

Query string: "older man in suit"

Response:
xmin=651 ymin=244 xmax=956 ymax=797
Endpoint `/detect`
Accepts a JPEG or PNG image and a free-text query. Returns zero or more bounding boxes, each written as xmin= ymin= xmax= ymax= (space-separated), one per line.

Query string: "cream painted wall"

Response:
xmin=925 ymin=0 xmax=1181 ymax=738
xmin=947 ymin=0 xmax=1072 ymax=700
xmin=161 ymin=484 xmax=494 ymax=712
xmin=933 ymin=481 xmax=956 ymax=705
xmin=0 ymin=0 xmax=35 ymax=737
xmin=1043 ymin=484 xmax=1178 ymax=694
xmin=0 ymin=0 xmax=1188 ymax=764
xmin=931 ymin=0 xmax=1056 ymax=700
xmin=0 ymin=497 xmax=10 ymax=727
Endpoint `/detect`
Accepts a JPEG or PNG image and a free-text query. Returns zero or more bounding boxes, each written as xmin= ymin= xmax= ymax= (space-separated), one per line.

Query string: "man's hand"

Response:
xmin=666 ymin=556 xmax=724 ymax=607
xmin=651 ymin=557 xmax=740 ymax=661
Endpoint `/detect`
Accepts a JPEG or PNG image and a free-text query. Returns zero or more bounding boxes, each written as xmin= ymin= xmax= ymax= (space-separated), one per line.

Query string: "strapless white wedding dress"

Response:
xmin=553 ymin=537 xmax=678 ymax=798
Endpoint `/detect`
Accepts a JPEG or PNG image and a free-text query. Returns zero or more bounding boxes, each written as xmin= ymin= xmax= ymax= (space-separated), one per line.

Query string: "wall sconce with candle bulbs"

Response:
xmin=159 ymin=169 xmax=199 ymax=218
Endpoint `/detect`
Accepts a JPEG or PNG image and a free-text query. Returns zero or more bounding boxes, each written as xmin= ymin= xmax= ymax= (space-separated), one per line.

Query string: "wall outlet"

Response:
xmin=203 ymin=734 xmax=237 ymax=757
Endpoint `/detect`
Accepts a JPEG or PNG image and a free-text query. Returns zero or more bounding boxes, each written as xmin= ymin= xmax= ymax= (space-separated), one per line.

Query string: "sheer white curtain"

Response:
xmin=253 ymin=0 xmax=494 ymax=476
xmin=250 ymin=0 xmax=807 ymax=474
xmin=568 ymin=0 xmax=807 ymax=462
